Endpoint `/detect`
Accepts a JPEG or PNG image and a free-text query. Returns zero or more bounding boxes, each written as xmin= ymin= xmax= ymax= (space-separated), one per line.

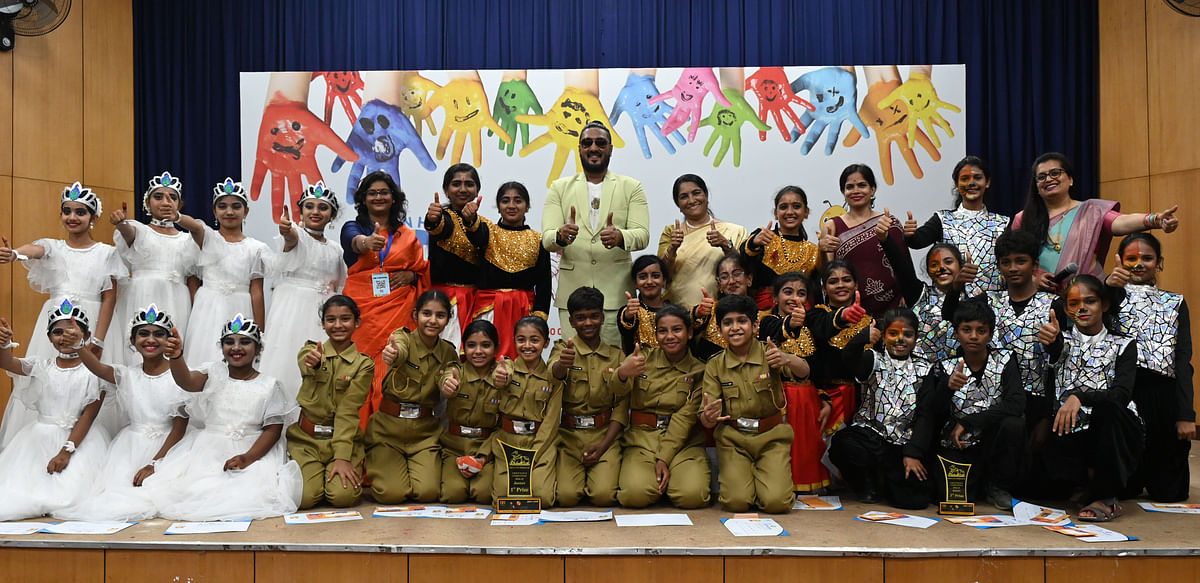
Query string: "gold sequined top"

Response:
xmin=740 ymin=230 xmax=819 ymax=296
xmin=467 ymin=221 xmax=552 ymax=316
xmin=618 ymin=304 xmax=660 ymax=354
xmin=426 ymin=207 xmax=485 ymax=285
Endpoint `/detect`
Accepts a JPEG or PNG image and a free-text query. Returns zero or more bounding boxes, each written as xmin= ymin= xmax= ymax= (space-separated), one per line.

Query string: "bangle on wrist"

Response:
xmin=88 ymin=337 xmax=104 ymax=349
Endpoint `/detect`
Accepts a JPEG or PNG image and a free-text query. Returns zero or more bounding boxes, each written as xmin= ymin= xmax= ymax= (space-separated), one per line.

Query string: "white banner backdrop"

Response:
xmin=240 ymin=65 xmax=965 ymax=338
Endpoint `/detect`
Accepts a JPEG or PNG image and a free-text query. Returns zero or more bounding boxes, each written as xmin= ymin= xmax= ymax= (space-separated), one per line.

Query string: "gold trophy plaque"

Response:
xmin=938 ymin=455 xmax=974 ymax=515
xmin=496 ymin=440 xmax=541 ymax=514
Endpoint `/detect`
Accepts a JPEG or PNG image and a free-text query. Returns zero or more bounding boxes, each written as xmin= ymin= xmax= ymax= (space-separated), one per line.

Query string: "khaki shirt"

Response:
xmin=499 ymin=357 xmax=563 ymax=446
xmin=439 ymin=363 xmax=502 ymax=430
xmin=296 ymin=340 xmax=374 ymax=460
xmin=702 ymin=341 xmax=787 ymax=420
xmin=610 ymin=347 xmax=705 ymax=463
xmin=550 ymin=338 xmax=625 ymax=420
xmin=383 ymin=328 xmax=457 ymax=407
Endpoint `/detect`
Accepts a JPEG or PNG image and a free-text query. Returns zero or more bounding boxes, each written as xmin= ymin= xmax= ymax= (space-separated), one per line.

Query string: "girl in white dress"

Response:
xmin=55 ymin=305 xmax=192 ymax=521
xmin=176 ymin=179 xmax=268 ymax=366
xmin=260 ymin=181 xmax=346 ymax=400
xmin=0 ymin=182 xmax=125 ymax=447
xmin=0 ymin=303 xmax=110 ymax=520
xmin=146 ymin=314 xmax=301 ymax=520
xmin=108 ymin=172 xmax=199 ymax=367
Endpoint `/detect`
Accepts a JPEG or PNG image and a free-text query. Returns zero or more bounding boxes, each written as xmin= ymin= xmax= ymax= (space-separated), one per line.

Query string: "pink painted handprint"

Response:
xmin=648 ymin=68 xmax=732 ymax=143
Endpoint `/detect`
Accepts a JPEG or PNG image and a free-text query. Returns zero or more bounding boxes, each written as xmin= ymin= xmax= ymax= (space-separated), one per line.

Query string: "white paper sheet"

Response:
xmin=1137 ymin=502 xmax=1200 ymax=515
xmin=1012 ymin=500 xmax=1071 ymax=526
xmin=0 ymin=522 xmax=54 ymax=535
xmin=537 ymin=510 xmax=613 ymax=522
xmin=1043 ymin=524 xmax=1132 ymax=542
xmin=426 ymin=506 xmax=492 ymax=519
xmin=614 ymin=513 xmax=693 ymax=527
xmin=373 ymin=505 xmax=445 ymax=518
xmin=855 ymin=511 xmax=939 ymax=529
xmin=40 ymin=521 xmax=136 ymax=535
xmin=283 ymin=510 xmax=363 ymax=525
xmin=722 ymin=518 xmax=786 ymax=536
xmin=944 ymin=514 xmax=1026 ymax=528
xmin=793 ymin=496 xmax=843 ymax=510
xmin=491 ymin=513 xmax=541 ymax=526
xmin=164 ymin=521 xmax=252 ymax=535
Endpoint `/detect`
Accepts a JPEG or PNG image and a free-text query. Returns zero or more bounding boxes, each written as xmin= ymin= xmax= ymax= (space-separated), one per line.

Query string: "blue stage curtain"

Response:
xmin=133 ymin=0 xmax=1097 ymax=221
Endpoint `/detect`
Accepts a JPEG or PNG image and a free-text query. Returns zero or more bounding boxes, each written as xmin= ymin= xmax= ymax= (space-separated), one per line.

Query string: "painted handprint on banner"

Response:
xmin=699 ymin=87 xmax=771 ymax=167
xmin=399 ymin=72 xmax=441 ymax=138
xmin=517 ymin=87 xmax=623 ymax=187
xmin=876 ymin=72 xmax=960 ymax=149
xmin=648 ymin=67 xmax=731 ymax=143
xmin=788 ymin=67 xmax=871 ymax=156
xmin=311 ymin=71 xmax=364 ymax=126
xmin=331 ymin=99 xmax=437 ymax=200
xmin=843 ymin=80 xmax=941 ymax=185
xmin=428 ymin=77 xmax=511 ymax=167
xmin=744 ymin=67 xmax=814 ymax=142
xmin=609 ymin=72 xmax=685 ymax=159
xmin=250 ymin=98 xmax=358 ymax=218
xmin=490 ymin=79 xmax=542 ymax=157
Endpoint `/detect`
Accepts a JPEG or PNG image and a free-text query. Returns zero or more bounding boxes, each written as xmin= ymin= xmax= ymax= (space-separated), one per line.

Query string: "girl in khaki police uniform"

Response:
xmin=289 ymin=295 xmax=374 ymax=509
xmin=368 ymin=290 xmax=457 ymax=503
xmin=700 ymin=294 xmax=808 ymax=513
xmin=614 ymin=304 xmax=710 ymax=509
xmin=491 ymin=315 xmax=562 ymax=507
xmin=438 ymin=320 xmax=503 ymax=504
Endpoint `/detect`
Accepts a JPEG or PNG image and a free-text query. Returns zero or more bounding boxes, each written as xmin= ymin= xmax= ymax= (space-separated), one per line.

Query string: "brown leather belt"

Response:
xmin=378 ymin=395 xmax=433 ymax=419
xmin=726 ymin=411 xmax=785 ymax=433
xmin=561 ymin=408 xmax=613 ymax=429
xmin=630 ymin=410 xmax=670 ymax=429
xmin=500 ymin=415 xmax=540 ymax=435
xmin=299 ymin=411 xmax=334 ymax=439
xmin=448 ymin=422 xmax=493 ymax=439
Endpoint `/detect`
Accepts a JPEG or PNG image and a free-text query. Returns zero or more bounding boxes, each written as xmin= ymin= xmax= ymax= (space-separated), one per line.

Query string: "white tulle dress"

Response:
xmin=110 ymin=222 xmax=199 ymax=367
xmin=183 ymin=226 xmax=268 ymax=366
xmin=55 ymin=364 xmax=192 ymax=520
xmin=259 ymin=232 xmax=345 ymax=401
xmin=143 ymin=363 xmax=301 ymax=520
xmin=0 ymin=359 xmax=110 ymax=520
xmin=0 ymin=238 xmax=125 ymax=448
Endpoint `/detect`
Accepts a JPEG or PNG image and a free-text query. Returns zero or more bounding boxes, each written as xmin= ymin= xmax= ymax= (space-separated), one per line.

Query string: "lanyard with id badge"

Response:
xmin=371 ymin=229 xmax=395 ymax=298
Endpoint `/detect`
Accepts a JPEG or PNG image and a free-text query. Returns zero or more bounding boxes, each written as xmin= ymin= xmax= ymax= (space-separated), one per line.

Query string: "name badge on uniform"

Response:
xmin=371 ymin=272 xmax=391 ymax=297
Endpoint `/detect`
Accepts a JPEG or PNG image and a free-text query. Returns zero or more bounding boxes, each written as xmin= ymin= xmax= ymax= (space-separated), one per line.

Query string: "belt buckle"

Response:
xmin=312 ymin=423 xmax=334 ymax=439
xmin=572 ymin=414 xmax=596 ymax=429
xmin=735 ymin=417 xmax=760 ymax=432
xmin=398 ymin=403 xmax=423 ymax=419
xmin=513 ymin=420 xmax=536 ymax=434
xmin=654 ymin=415 xmax=670 ymax=430
xmin=459 ymin=425 xmax=483 ymax=438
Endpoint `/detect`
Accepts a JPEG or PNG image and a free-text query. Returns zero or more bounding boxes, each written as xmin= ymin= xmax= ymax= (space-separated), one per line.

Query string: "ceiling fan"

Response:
xmin=0 ymin=0 xmax=71 ymax=52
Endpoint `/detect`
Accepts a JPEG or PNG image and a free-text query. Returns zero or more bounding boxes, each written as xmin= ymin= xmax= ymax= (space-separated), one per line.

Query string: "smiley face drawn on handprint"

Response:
xmin=678 ymin=73 xmax=707 ymax=103
xmin=359 ymin=115 xmax=396 ymax=162
xmin=715 ymin=109 xmax=736 ymax=128
xmin=554 ymin=98 xmax=590 ymax=139
xmin=450 ymin=95 xmax=481 ymax=123
xmin=759 ymin=79 xmax=783 ymax=102
xmin=812 ymin=84 xmax=846 ymax=115
xmin=325 ymin=72 xmax=360 ymax=94
xmin=269 ymin=119 xmax=305 ymax=160
xmin=873 ymin=101 xmax=908 ymax=132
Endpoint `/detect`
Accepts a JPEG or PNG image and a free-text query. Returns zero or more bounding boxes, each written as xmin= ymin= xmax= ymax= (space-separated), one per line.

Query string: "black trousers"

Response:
xmin=1122 ymin=369 xmax=1192 ymax=502
xmin=936 ymin=414 xmax=1025 ymax=501
xmin=1039 ymin=401 xmax=1145 ymax=501
xmin=829 ymin=425 xmax=930 ymax=510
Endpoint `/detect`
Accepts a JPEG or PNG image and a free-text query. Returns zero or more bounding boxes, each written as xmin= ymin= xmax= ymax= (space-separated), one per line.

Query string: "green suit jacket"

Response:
xmin=541 ymin=171 xmax=650 ymax=310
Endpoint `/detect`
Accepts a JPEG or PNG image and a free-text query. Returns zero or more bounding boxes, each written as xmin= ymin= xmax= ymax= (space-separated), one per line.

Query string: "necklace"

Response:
xmin=1049 ymin=218 xmax=1067 ymax=252
xmin=149 ymin=218 xmax=175 ymax=228
xmin=304 ymin=227 xmax=325 ymax=237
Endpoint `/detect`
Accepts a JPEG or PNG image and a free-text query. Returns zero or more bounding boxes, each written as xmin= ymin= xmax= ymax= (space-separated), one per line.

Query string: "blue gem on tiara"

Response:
xmin=314 ymin=184 xmax=324 ymax=198
xmin=160 ymin=172 xmax=172 ymax=187
xmin=60 ymin=298 xmax=74 ymax=313
xmin=146 ymin=305 xmax=158 ymax=324
xmin=223 ymin=179 xmax=235 ymax=195
xmin=69 ymin=184 xmax=81 ymax=201
xmin=231 ymin=315 xmax=244 ymax=333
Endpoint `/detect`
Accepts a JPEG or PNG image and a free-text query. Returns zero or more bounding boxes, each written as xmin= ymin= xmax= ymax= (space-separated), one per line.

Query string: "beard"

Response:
xmin=581 ymin=153 xmax=611 ymax=174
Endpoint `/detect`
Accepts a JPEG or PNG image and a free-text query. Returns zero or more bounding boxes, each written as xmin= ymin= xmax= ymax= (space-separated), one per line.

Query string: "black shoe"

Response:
xmin=987 ymin=485 xmax=1013 ymax=510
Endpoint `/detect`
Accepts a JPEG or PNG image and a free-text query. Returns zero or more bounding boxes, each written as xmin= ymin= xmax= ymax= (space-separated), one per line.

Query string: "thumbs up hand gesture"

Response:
xmin=955 ymin=251 xmax=979 ymax=289
xmin=669 ymin=219 xmax=685 ymax=250
xmin=841 ymin=291 xmax=867 ymax=324
xmin=752 ymin=221 xmax=775 ymax=248
xmin=874 ymin=207 xmax=896 ymax=241
xmin=110 ymin=201 xmax=129 ymax=226
xmin=765 ymin=338 xmax=788 ymax=369
xmin=278 ymin=205 xmax=297 ymax=240
xmin=1038 ymin=311 xmax=1060 ymax=346
xmin=558 ymin=338 xmax=576 ymax=368
xmin=696 ymin=287 xmax=714 ymax=318
xmin=557 ymin=206 xmax=580 ymax=246
xmin=818 ymin=220 xmax=841 ymax=253
xmin=599 ymin=212 xmax=623 ymax=249
xmin=705 ymin=219 xmax=729 ymax=250
xmin=461 ymin=195 xmax=483 ymax=223
xmin=948 ymin=359 xmax=969 ymax=391
xmin=493 ymin=356 xmax=511 ymax=387
xmin=623 ymin=291 xmax=641 ymax=322
xmin=441 ymin=366 xmax=460 ymax=397
xmin=1106 ymin=253 xmax=1132 ymax=288
xmin=619 ymin=343 xmax=646 ymax=380
xmin=303 ymin=341 xmax=323 ymax=369
xmin=363 ymin=222 xmax=388 ymax=253
xmin=425 ymin=192 xmax=445 ymax=226
xmin=164 ymin=327 xmax=183 ymax=359
xmin=382 ymin=334 xmax=401 ymax=365
xmin=902 ymin=210 xmax=917 ymax=238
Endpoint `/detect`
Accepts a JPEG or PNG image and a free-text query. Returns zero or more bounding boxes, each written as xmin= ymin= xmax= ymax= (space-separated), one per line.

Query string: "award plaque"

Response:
xmin=496 ymin=440 xmax=541 ymax=514
xmin=937 ymin=455 xmax=974 ymax=515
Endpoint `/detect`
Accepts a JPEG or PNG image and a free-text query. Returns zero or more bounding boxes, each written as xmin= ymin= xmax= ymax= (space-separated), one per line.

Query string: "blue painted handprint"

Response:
xmin=788 ymin=67 xmax=871 ymax=156
xmin=331 ymin=99 xmax=437 ymax=200
xmin=608 ymin=72 xmax=686 ymax=159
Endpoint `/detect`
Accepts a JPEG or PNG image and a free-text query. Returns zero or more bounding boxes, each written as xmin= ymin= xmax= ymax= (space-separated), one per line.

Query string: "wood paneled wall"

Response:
xmin=1099 ymin=0 xmax=1200 ymax=415
xmin=0 ymin=0 xmax=133 ymax=409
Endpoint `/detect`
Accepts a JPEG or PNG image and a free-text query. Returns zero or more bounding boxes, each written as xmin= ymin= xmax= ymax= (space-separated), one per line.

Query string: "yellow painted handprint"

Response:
xmin=516 ymin=87 xmax=624 ymax=187
xmin=428 ymin=77 xmax=511 ymax=167
xmin=876 ymin=72 xmax=960 ymax=149
xmin=399 ymin=72 xmax=441 ymax=137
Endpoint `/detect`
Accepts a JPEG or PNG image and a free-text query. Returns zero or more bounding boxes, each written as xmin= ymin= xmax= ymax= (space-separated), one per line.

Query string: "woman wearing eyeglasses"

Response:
xmin=658 ymin=174 xmax=747 ymax=307
xmin=1013 ymin=152 xmax=1179 ymax=291
xmin=340 ymin=170 xmax=430 ymax=427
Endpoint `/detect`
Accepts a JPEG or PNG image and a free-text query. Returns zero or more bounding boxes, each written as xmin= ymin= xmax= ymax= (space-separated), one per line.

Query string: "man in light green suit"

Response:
xmin=542 ymin=121 xmax=650 ymax=346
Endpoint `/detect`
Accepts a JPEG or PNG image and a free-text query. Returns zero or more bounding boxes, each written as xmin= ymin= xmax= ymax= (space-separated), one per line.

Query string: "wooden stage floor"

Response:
xmin=2 ymin=453 xmax=1200 ymax=582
